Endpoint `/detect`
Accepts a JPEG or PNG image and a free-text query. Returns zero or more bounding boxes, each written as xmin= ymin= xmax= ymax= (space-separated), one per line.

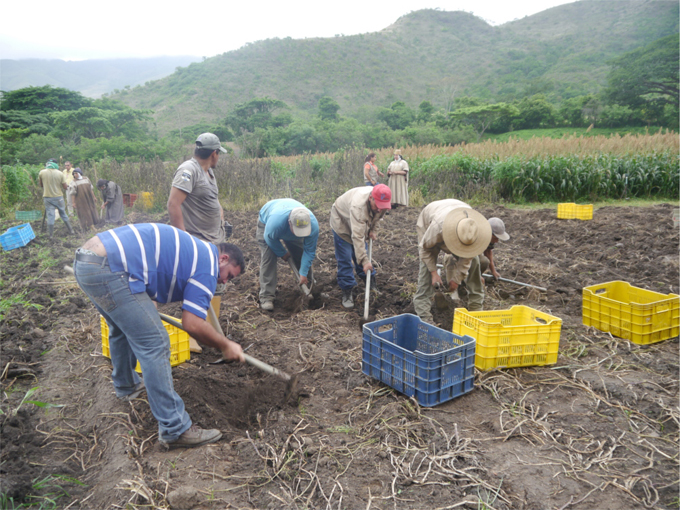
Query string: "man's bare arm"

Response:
xmin=167 ymin=187 xmax=189 ymax=231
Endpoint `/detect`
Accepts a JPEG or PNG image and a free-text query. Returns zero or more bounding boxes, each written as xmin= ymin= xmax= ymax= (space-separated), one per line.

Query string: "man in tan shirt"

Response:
xmin=413 ymin=199 xmax=491 ymax=323
xmin=39 ymin=159 xmax=74 ymax=238
xmin=330 ymin=184 xmax=391 ymax=308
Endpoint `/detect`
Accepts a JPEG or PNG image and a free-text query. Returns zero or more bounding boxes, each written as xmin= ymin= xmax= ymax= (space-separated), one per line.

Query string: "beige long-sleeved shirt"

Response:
xmin=330 ymin=187 xmax=385 ymax=266
xmin=416 ymin=199 xmax=473 ymax=284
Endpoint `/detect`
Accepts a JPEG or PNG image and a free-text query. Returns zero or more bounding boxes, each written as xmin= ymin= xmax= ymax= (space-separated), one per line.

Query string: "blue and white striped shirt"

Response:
xmin=98 ymin=223 xmax=219 ymax=319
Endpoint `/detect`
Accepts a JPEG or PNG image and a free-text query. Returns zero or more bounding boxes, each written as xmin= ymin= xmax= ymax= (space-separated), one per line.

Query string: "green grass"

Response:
xmin=484 ymin=126 xmax=667 ymax=142
xmin=0 ymin=291 xmax=44 ymax=321
xmin=0 ymin=475 xmax=86 ymax=509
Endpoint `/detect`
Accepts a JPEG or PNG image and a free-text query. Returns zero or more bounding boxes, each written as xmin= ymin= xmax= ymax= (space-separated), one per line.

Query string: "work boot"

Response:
xmin=65 ymin=221 xmax=75 ymax=235
xmin=160 ymin=425 xmax=222 ymax=449
xmin=341 ymin=289 xmax=354 ymax=309
xmin=261 ymin=300 xmax=274 ymax=311
xmin=47 ymin=224 xmax=54 ymax=239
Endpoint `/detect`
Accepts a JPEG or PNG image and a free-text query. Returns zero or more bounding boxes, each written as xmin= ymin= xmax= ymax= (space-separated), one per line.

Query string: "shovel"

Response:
xmin=286 ymin=257 xmax=312 ymax=297
xmin=363 ymin=239 xmax=373 ymax=321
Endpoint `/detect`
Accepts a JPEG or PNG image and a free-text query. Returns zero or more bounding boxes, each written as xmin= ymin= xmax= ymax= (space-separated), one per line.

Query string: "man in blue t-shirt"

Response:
xmin=256 ymin=199 xmax=319 ymax=311
xmin=73 ymin=223 xmax=245 ymax=449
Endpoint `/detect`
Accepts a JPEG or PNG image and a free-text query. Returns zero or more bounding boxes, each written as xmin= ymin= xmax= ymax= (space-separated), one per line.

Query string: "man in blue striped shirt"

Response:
xmin=256 ymin=199 xmax=319 ymax=311
xmin=73 ymin=223 xmax=245 ymax=449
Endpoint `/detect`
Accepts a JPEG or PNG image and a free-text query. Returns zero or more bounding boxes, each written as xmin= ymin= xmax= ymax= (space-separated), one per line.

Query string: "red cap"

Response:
xmin=371 ymin=184 xmax=392 ymax=210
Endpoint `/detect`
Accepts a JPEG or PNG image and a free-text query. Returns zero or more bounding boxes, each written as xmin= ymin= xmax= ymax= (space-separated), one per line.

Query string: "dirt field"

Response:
xmin=1 ymin=203 xmax=678 ymax=510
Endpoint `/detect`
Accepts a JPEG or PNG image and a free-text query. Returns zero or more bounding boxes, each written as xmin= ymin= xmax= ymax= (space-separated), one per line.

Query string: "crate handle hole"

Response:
xmin=534 ymin=317 xmax=547 ymax=324
xmin=595 ymin=289 xmax=606 ymax=294
xmin=378 ymin=325 xmax=394 ymax=333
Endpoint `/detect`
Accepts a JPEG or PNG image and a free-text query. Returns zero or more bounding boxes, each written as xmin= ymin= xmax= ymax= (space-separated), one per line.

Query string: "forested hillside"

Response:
xmin=113 ymin=1 xmax=678 ymax=134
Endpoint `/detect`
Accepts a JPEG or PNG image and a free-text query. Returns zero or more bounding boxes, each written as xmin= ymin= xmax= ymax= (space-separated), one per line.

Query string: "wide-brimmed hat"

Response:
xmin=394 ymin=149 xmax=402 ymax=156
xmin=442 ymin=208 xmax=492 ymax=258
xmin=289 ymin=207 xmax=312 ymax=237
xmin=488 ymin=217 xmax=510 ymax=241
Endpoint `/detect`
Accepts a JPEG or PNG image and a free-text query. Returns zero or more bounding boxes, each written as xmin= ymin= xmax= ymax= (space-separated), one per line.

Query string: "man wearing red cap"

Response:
xmin=330 ymin=184 xmax=392 ymax=308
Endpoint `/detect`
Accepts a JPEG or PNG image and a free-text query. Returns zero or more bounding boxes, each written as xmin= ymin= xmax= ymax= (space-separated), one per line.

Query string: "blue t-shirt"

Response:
xmin=258 ymin=199 xmax=319 ymax=277
xmin=98 ymin=223 xmax=219 ymax=319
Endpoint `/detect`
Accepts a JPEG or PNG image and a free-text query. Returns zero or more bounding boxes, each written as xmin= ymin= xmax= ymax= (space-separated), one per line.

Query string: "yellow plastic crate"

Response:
xmin=557 ymin=203 xmax=593 ymax=220
xmin=582 ymin=281 xmax=679 ymax=345
xmin=453 ymin=306 xmax=562 ymax=371
xmin=100 ymin=315 xmax=190 ymax=373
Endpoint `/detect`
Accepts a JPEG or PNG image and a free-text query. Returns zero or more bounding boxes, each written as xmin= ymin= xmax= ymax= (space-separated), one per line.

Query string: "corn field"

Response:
xmin=1 ymin=133 xmax=677 ymax=217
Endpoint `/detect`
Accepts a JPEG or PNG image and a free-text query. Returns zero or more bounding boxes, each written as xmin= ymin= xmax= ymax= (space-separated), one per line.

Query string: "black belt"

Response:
xmin=75 ymin=252 xmax=108 ymax=266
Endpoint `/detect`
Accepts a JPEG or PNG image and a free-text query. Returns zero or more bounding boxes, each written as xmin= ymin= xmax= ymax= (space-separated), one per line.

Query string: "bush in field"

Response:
xmin=0 ymin=165 xmax=42 ymax=213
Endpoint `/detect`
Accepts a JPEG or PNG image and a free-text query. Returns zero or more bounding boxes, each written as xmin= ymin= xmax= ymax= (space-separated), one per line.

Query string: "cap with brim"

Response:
xmin=442 ymin=208 xmax=492 ymax=258
xmin=488 ymin=217 xmax=510 ymax=241
xmin=371 ymin=184 xmax=392 ymax=210
xmin=289 ymin=207 xmax=312 ymax=237
xmin=196 ymin=132 xmax=228 ymax=154
xmin=73 ymin=168 xmax=83 ymax=175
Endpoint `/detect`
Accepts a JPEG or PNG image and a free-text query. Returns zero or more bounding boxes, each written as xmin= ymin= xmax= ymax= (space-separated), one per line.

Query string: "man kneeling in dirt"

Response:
xmin=414 ymin=199 xmax=492 ymax=324
xmin=257 ymin=199 xmax=319 ymax=311
xmin=330 ymin=184 xmax=391 ymax=309
xmin=73 ymin=224 xmax=245 ymax=449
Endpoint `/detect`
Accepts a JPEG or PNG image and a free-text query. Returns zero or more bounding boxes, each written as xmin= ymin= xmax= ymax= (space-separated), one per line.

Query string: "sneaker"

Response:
xmin=341 ymin=289 xmax=354 ymax=309
xmin=261 ymin=300 xmax=274 ymax=311
xmin=161 ymin=425 xmax=222 ymax=449
xmin=118 ymin=380 xmax=145 ymax=402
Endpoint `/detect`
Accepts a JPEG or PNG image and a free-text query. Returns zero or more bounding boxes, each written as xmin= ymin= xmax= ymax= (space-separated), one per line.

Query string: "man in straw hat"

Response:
xmin=413 ymin=199 xmax=492 ymax=323
xmin=457 ymin=217 xmax=510 ymax=311
xmin=257 ymin=199 xmax=319 ymax=311
xmin=330 ymin=184 xmax=392 ymax=309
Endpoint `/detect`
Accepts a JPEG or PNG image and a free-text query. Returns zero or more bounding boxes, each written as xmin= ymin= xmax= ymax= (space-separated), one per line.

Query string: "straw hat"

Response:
xmin=394 ymin=149 xmax=402 ymax=156
xmin=442 ymin=208 xmax=492 ymax=258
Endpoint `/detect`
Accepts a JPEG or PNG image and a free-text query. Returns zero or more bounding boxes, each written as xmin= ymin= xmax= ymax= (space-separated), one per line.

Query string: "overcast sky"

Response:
xmin=0 ymin=0 xmax=576 ymax=60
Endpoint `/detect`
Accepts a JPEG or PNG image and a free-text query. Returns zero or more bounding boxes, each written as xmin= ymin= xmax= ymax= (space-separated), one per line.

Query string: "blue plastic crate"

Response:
xmin=1 ymin=223 xmax=36 ymax=251
xmin=362 ymin=314 xmax=476 ymax=407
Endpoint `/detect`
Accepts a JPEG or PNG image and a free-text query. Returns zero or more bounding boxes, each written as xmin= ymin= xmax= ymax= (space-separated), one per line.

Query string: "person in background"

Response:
xmin=97 ymin=179 xmax=124 ymax=225
xmin=73 ymin=223 xmax=245 ymax=449
xmin=386 ymin=149 xmax=409 ymax=209
xmin=363 ymin=152 xmax=384 ymax=186
xmin=330 ymin=184 xmax=391 ymax=309
xmin=257 ymin=199 xmax=319 ymax=311
xmin=457 ymin=217 xmax=510 ymax=311
xmin=167 ymin=133 xmax=232 ymax=245
xmin=63 ymin=161 xmax=75 ymax=216
xmin=39 ymin=158 xmax=74 ymax=238
xmin=69 ymin=168 xmax=99 ymax=232
xmin=413 ymin=199 xmax=491 ymax=324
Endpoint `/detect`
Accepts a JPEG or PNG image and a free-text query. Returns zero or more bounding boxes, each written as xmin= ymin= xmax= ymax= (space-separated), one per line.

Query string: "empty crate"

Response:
xmin=101 ymin=315 xmax=190 ymax=373
xmin=453 ymin=306 xmax=562 ymax=371
xmin=557 ymin=203 xmax=593 ymax=220
xmin=583 ymin=281 xmax=679 ymax=345
xmin=1 ymin=223 xmax=36 ymax=251
xmin=362 ymin=314 xmax=476 ymax=407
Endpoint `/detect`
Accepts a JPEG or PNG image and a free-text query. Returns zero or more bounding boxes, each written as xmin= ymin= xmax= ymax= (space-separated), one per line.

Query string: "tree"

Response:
xmin=0 ymin=85 xmax=90 ymax=114
xmin=417 ymin=101 xmax=435 ymax=123
xmin=51 ymin=106 xmax=151 ymax=142
xmin=377 ymin=101 xmax=415 ymax=130
xmin=512 ymin=95 xmax=556 ymax=130
xmin=449 ymin=103 xmax=519 ymax=141
xmin=318 ymin=96 xmax=340 ymax=122
xmin=605 ymin=34 xmax=679 ymax=110
xmin=225 ymin=97 xmax=288 ymax=133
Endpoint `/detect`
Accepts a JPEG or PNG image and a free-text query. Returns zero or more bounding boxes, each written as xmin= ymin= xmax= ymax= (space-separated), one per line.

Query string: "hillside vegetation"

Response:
xmin=113 ymin=1 xmax=678 ymax=134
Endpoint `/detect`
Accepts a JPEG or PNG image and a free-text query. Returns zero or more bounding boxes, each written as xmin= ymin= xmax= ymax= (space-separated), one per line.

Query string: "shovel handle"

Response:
xmin=286 ymin=256 xmax=311 ymax=295
xmin=363 ymin=239 xmax=372 ymax=320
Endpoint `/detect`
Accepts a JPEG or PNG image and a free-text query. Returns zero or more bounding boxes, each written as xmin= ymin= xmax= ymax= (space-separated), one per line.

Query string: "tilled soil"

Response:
xmin=0 ymin=203 xmax=678 ymax=510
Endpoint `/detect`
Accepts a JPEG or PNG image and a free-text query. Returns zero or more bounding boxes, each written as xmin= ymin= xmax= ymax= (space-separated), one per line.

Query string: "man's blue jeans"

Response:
xmin=44 ymin=197 xmax=71 ymax=227
xmin=74 ymin=258 xmax=191 ymax=442
xmin=332 ymin=230 xmax=375 ymax=290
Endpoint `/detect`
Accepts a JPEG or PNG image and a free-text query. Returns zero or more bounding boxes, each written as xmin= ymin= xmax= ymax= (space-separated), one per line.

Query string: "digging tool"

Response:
xmin=202 ymin=306 xmax=297 ymax=400
xmin=482 ymin=274 xmax=547 ymax=292
xmin=41 ymin=210 xmax=47 ymax=233
xmin=286 ymin=257 xmax=311 ymax=297
xmin=363 ymin=239 xmax=373 ymax=321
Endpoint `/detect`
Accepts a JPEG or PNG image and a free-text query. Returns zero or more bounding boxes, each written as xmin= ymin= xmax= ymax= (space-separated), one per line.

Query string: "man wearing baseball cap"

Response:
xmin=330 ymin=184 xmax=391 ymax=309
xmin=167 ymin=133 xmax=231 ymax=245
xmin=257 ymin=199 xmax=319 ymax=311
xmin=413 ymin=199 xmax=492 ymax=323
